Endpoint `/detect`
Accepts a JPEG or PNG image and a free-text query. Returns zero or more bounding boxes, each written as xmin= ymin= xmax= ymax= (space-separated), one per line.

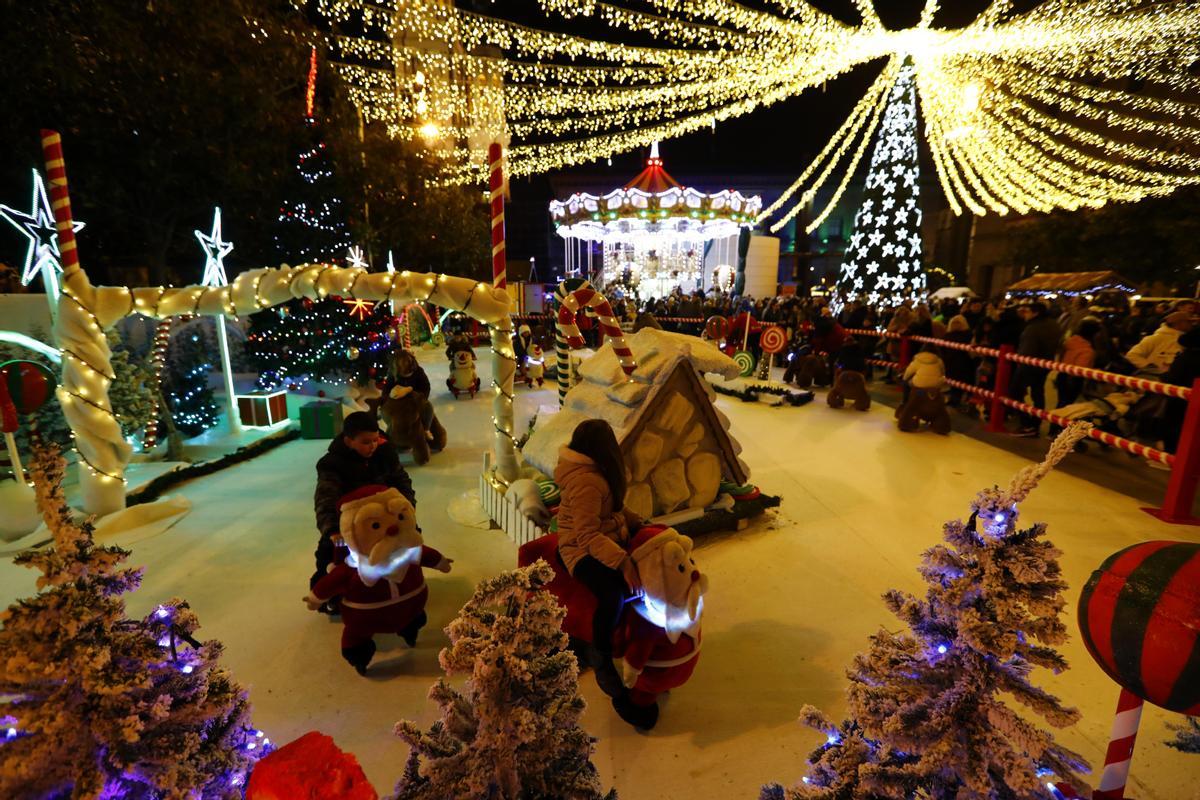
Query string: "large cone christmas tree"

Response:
xmin=836 ymin=61 xmax=926 ymax=307
xmin=763 ymin=424 xmax=1094 ymax=800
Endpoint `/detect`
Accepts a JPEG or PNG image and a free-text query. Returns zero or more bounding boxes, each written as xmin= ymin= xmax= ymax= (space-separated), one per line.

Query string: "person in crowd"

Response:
xmin=1125 ymin=311 xmax=1195 ymax=376
xmin=1160 ymin=327 xmax=1200 ymax=458
xmin=312 ymin=412 xmax=416 ymax=613
xmin=1009 ymin=302 xmax=1062 ymax=437
xmin=383 ymin=349 xmax=435 ymax=437
xmin=942 ymin=315 xmax=975 ymax=408
xmin=1058 ymin=296 xmax=1091 ymax=335
xmin=555 ymin=419 xmax=644 ymax=696
xmin=961 ymin=298 xmax=985 ymax=331
xmin=1056 ymin=318 xmax=1100 ymax=407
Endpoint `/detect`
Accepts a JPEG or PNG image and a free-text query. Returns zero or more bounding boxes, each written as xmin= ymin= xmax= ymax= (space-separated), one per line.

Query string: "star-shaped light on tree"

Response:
xmin=386 ymin=251 xmax=396 ymax=274
xmin=343 ymin=298 xmax=376 ymax=320
xmin=0 ymin=168 xmax=85 ymax=307
xmin=347 ymin=245 xmax=368 ymax=269
xmin=195 ymin=207 xmax=234 ymax=288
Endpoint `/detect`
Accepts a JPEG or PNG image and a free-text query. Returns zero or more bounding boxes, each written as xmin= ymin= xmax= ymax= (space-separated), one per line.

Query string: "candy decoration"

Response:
xmin=1078 ymin=540 xmax=1200 ymax=714
xmin=536 ymin=479 xmax=561 ymax=507
xmin=759 ymin=326 xmax=787 ymax=355
xmin=705 ymin=315 xmax=729 ymax=342
xmin=488 ymin=142 xmax=507 ymax=291
xmin=0 ymin=359 xmax=57 ymax=485
xmin=553 ymin=279 xmax=637 ymax=406
xmin=732 ymin=350 xmax=756 ymax=377
xmin=1092 ymin=688 xmax=1144 ymax=800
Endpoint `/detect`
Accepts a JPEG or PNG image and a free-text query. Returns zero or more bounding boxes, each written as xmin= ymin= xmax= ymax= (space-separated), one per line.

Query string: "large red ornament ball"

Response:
xmin=1078 ymin=540 xmax=1200 ymax=714
xmin=246 ymin=731 xmax=377 ymax=800
xmin=705 ymin=315 xmax=728 ymax=341
xmin=0 ymin=360 xmax=57 ymax=433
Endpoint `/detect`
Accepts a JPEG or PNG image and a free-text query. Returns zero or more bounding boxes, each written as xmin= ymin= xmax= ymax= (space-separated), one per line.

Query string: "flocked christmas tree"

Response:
xmin=836 ymin=60 xmax=926 ymax=308
xmin=1168 ymin=718 xmax=1200 ymax=754
xmin=162 ymin=326 xmax=220 ymax=437
xmin=392 ymin=561 xmax=616 ymax=800
xmin=0 ymin=444 xmax=268 ymax=799
xmin=107 ymin=328 xmax=158 ymax=441
xmin=762 ymin=424 xmax=1094 ymax=800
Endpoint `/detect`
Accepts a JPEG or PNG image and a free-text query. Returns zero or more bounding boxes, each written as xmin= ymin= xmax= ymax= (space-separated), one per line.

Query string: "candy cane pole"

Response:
xmin=141 ymin=319 xmax=173 ymax=451
xmin=488 ymin=143 xmax=506 ymax=292
xmin=554 ymin=279 xmax=637 ymax=407
xmin=1093 ymin=688 xmax=1144 ymax=800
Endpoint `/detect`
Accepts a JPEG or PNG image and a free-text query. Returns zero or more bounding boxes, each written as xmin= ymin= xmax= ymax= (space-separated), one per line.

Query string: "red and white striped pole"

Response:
xmin=1093 ymin=688 xmax=1144 ymax=800
xmin=488 ymin=142 xmax=506 ymax=292
xmin=40 ymin=131 xmax=82 ymax=280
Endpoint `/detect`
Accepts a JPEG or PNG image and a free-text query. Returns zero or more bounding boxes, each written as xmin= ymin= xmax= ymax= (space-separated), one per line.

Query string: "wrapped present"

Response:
xmin=236 ymin=389 xmax=288 ymax=427
xmin=300 ymin=401 xmax=343 ymax=439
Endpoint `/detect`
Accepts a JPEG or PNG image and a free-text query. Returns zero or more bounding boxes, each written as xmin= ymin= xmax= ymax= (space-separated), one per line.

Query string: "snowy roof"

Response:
xmin=521 ymin=329 xmax=746 ymax=478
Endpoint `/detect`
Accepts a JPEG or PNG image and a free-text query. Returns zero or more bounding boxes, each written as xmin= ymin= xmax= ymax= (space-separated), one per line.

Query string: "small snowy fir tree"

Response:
xmin=391 ymin=561 xmax=616 ymax=800
xmin=1167 ymin=718 xmax=1200 ymax=754
xmin=162 ymin=327 xmax=220 ymax=437
xmin=0 ymin=444 xmax=266 ymax=799
xmin=107 ymin=328 xmax=158 ymax=440
xmin=763 ymin=424 xmax=1094 ymax=800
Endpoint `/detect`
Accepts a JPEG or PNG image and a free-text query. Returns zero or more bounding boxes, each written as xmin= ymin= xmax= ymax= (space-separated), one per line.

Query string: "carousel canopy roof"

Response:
xmin=550 ymin=143 xmax=761 ymax=246
xmin=1006 ymin=270 xmax=1139 ymax=296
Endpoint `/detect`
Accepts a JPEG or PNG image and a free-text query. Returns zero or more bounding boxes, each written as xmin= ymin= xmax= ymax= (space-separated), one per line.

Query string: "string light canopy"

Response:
xmin=550 ymin=143 xmax=759 ymax=297
xmin=312 ymin=0 xmax=1200 ymax=217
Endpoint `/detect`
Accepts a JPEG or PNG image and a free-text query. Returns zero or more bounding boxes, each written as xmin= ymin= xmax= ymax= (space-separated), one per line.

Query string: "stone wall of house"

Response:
xmin=623 ymin=371 xmax=725 ymax=518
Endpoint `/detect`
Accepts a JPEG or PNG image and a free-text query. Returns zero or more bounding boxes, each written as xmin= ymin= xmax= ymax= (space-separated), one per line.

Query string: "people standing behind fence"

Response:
xmin=1009 ymin=302 xmax=1062 ymax=437
xmin=942 ymin=315 xmax=975 ymax=408
xmin=1056 ymin=318 xmax=1100 ymax=408
xmin=1125 ymin=311 xmax=1194 ymax=376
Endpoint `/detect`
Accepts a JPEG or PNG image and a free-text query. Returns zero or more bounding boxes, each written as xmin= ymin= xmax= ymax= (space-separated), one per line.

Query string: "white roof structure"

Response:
xmin=521 ymin=329 xmax=748 ymax=482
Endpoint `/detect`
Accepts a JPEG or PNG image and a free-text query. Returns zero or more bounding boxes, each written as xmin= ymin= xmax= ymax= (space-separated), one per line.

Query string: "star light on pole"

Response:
xmin=194 ymin=207 xmax=241 ymax=434
xmin=0 ymin=168 xmax=85 ymax=319
xmin=346 ymin=245 xmax=367 ymax=270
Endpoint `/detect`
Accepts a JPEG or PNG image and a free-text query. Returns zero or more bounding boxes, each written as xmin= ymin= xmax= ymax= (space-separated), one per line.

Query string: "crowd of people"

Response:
xmin=623 ymin=287 xmax=1198 ymax=460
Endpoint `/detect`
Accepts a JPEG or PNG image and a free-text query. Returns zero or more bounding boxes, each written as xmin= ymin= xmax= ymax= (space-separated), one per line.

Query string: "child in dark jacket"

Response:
xmin=312 ymin=412 xmax=416 ymax=610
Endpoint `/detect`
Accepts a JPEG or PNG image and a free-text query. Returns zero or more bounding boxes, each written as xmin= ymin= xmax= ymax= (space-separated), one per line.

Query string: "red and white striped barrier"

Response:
xmin=1005 ymin=352 xmax=1191 ymax=400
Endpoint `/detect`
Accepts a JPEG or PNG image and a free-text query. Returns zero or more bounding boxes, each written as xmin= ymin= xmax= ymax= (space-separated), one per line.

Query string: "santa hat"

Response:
xmin=629 ymin=524 xmax=673 ymax=560
xmin=339 ymin=485 xmax=391 ymax=511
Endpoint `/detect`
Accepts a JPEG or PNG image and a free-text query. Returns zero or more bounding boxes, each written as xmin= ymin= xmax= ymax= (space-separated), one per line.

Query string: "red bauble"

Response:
xmin=1079 ymin=541 xmax=1200 ymax=714
xmin=317 ymin=390 xmax=326 ymax=398
xmin=367 ymin=368 xmax=377 ymax=377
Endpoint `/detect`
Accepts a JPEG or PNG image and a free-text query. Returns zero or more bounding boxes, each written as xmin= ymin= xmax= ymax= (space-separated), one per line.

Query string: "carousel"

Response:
xmin=549 ymin=144 xmax=761 ymax=299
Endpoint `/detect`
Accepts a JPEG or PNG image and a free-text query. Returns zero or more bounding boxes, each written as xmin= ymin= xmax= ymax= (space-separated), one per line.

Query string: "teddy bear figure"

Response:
xmin=446 ymin=348 xmax=480 ymax=399
xmin=380 ymin=385 xmax=447 ymax=465
xmin=524 ymin=343 xmax=546 ymax=388
xmin=304 ymin=485 xmax=452 ymax=675
xmin=612 ymin=526 xmax=707 ymax=730
xmin=784 ymin=353 xmax=831 ymax=388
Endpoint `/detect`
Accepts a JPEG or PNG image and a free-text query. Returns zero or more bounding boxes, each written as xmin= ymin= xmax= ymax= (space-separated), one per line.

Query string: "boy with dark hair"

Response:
xmin=311 ymin=411 xmax=416 ymax=612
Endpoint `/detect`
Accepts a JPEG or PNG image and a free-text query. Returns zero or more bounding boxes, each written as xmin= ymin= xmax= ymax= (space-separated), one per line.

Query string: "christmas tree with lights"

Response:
xmin=836 ymin=61 xmax=926 ymax=308
xmin=107 ymin=328 xmax=158 ymax=441
xmin=0 ymin=445 xmax=268 ymax=799
xmin=393 ymin=562 xmax=616 ymax=800
xmin=162 ymin=327 xmax=220 ymax=437
xmin=763 ymin=425 xmax=1093 ymax=800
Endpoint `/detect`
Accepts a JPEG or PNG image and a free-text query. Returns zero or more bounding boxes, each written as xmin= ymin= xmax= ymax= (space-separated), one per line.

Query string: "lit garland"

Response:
xmin=312 ymin=0 xmax=1200 ymax=212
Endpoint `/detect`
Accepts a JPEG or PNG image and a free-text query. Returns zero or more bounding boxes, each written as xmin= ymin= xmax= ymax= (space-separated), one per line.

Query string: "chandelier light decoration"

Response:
xmin=550 ymin=143 xmax=760 ymax=298
xmin=310 ymin=0 xmax=1200 ymax=217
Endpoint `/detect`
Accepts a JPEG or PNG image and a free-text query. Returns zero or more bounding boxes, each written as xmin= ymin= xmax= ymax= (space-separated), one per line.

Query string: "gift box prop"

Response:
xmin=518 ymin=525 xmax=706 ymax=729
xmin=1075 ymin=540 xmax=1200 ymax=799
xmin=299 ymin=400 xmax=343 ymax=440
xmin=236 ymin=389 xmax=288 ymax=428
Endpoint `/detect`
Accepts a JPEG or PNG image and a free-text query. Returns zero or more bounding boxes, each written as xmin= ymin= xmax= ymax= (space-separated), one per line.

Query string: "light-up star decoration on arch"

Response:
xmin=195 ymin=207 xmax=234 ymax=288
xmin=315 ymin=0 xmax=1200 ymax=220
xmin=1 ymin=168 xmax=85 ymax=313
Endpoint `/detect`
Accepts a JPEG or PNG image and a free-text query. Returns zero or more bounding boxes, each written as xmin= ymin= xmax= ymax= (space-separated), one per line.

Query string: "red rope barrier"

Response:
xmin=1004 ymin=352 xmax=1190 ymax=400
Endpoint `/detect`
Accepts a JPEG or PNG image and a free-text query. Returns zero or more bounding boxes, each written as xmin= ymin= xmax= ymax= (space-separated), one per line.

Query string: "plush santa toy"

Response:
xmin=304 ymin=485 xmax=452 ymax=675
xmin=612 ymin=525 xmax=707 ymax=729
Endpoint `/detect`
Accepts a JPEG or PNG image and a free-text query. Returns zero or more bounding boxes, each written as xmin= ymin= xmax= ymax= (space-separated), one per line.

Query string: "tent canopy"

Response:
xmin=1006 ymin=270 xmax=1139 ymax=295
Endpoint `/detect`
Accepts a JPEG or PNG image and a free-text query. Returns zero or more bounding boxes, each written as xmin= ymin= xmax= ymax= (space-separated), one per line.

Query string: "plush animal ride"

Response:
xmin=784 ymin=353 xmax=831 ymax=388
xmin=896 ymin=388 xmax=952 ymax=434
xmin=304 ymin=486 xmax=452 ymax=675
xmin=524 ymin=344 xmax=546 ymax=388
xmin=446 ymin=348 xmax=480 ymax=399
xmin=827 ymin=369 xmax=871 ymax=411
xmin=380 ymin=385 xmax=447 ymax=465
xmin=516 ymin=525 xmax=706 ymax=730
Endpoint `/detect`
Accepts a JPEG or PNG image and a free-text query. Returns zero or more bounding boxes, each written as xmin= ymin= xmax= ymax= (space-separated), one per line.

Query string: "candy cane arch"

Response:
xmin=488 ymin=143 xmax=506 ymax=291
xmin=41 ymin=131 xmax=519 ymax=515
xmin=554 ymin=279 xmax=636 ymax=406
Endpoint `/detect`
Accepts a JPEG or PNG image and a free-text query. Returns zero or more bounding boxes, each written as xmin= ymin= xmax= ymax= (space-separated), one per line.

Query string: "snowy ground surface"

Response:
xmin=2 ymin=347 xmax=1197 ymax=799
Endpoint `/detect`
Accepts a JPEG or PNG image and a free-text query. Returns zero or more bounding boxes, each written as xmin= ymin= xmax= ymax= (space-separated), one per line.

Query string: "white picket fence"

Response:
xmin=479 ymin=454 xmax=546 ymax=547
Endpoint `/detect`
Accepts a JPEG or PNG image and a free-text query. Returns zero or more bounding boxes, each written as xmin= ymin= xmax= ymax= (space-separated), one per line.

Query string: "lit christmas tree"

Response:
xmin=107 ymin=328 xmax=158 ymax=442
xmin=763 ymin=425 xmax=1093 ymax=800
xmin=836 ymin=61 xmax=926 ymax=308
xmin=0 ymin=445 xmax=268 ymax=798
xmin=392 ymin=562 xmax=616 ymax=800
xmin=162 ymin=328 xmax=220 ymax=437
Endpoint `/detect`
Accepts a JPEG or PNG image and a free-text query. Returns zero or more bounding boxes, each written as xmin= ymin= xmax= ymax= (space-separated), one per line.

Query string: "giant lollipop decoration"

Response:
xmin=1078 ymin=541 xmax=1200 ymax=799
xmin=0 ymin=359 xmax=57 ymax=485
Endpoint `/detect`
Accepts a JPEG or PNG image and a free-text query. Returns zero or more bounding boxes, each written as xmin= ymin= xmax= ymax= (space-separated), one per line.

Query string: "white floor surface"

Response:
xmin=2 ymin=348 xmax=1197 ymax=799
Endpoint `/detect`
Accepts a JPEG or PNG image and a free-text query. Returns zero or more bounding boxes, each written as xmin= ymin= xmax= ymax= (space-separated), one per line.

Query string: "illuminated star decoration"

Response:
xmin=195 ymin=207 xmax=234 ymax=288
xmin=0 ymin=168 xmax=85 ymax=305
xmin=386 ymin=250 xmax=396 ymax=274
xmin=347 ymin=245 xmax=368 ymax=270
xmin=343 ymin=298 xmax=375 ymax=321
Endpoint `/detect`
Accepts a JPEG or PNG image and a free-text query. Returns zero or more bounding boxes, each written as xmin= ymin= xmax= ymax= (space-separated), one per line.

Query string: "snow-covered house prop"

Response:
xmin=522 ymin=329 xmax=749 ymax=521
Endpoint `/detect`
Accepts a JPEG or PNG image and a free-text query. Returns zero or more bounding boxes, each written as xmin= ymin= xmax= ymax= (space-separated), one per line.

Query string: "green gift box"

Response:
xmin=300 ymin=401 xmax=343 ymax=439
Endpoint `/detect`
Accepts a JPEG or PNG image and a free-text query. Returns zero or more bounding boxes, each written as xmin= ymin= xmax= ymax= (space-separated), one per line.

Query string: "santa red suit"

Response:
xmin=311 ymin=545 xmax=445 ymax=650
xmin=614 ymin=606 xmax=702 ymax=707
